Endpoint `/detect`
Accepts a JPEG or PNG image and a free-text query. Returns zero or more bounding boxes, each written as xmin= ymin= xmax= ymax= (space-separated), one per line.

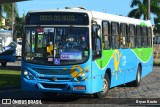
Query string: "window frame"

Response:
xmin=102 ymin=21 xmax=111 ymax=50
xmin=120 ymin=23 xmax=128 ymax=48
xmin=147 ymin=27 xmax=152 ymax=47
xmin=128 ymin=24 xmax=136 ymax=48
xmin=111 ymin=22 xmax=120 ymax=49
xmin=136 ymin=25 xmax=141 ymax=48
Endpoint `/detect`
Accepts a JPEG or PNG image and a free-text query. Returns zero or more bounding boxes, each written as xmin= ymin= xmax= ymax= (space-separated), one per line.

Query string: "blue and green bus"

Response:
xmin=22 ymin=7 xmax=153 ymax=98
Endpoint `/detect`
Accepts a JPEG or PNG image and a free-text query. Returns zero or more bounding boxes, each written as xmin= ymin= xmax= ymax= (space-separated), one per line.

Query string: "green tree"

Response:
xmin=128 ymin=0 xmax=160 ymax=20
xmin=154 ymin=15 xmax=160 ymax=34
xmin=0 ymin=3 xmax=18 ymax=28
xmin=15 ymin=16 xmax=25 ymax=38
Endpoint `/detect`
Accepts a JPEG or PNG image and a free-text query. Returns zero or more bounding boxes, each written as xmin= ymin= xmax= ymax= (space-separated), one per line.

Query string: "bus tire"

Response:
xmin=1 ymin=62 xmax=7 ymax=67
xmin=94 ymin=74 xmax=110 ymax=98
xmin=133 ymin=65 xmax=141 ymax=87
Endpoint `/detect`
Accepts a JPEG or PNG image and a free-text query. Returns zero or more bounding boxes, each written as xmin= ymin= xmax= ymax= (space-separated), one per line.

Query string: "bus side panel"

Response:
xmin=91 ymin=61 xmax=105 ymax=93
xmin=120 ymin=49 xmax=137 ymax=84
xmin=91 ymin=48 xmax=153 ymax=91
xmin=141 ymin=54 xmax=153 ymax=78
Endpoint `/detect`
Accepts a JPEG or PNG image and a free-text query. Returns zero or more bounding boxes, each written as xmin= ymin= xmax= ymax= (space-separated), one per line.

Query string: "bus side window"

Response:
xmin=111 ymin=22 xmax=119 ymax=49
xmin=120 ymin=23 xmax=128 ymax=48
xmin=136 ymin=25 xmax=141 ymax=48
xmin=102 ymin=21 xmax=111 ymax=49
xmin=148 ymin=27 xmax=152 ymax=47
xmin=129 ymin=24 xmax=136 ymax=48
xmin=142 ymin=27 xmax=147 ymax=47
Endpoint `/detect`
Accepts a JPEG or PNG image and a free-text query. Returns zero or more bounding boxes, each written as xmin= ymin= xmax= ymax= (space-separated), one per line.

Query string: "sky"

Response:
xmin=17 ymin=0 xmax=132 ymax=17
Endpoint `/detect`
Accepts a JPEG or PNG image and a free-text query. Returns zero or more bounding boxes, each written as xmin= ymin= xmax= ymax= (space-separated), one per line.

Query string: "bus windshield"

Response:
xmin=23 ymin=27 xmax=89 ymax=65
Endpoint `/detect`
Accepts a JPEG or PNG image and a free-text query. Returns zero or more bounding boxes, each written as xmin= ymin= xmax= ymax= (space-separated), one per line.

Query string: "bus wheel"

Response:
xmin=133 ymin=66 xmax=141 ymax=87
xmin=1 ymin=62 xmax=7 ymax=67
xmin=95 ymin=74 xmax=110 ymax=98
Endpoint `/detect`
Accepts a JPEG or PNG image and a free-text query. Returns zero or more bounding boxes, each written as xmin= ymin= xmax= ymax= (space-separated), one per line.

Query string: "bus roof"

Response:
xmin=27 ymin=7 xmax=152 ymax=27
xmin=91 ymin=11 xmax=152 ymax=26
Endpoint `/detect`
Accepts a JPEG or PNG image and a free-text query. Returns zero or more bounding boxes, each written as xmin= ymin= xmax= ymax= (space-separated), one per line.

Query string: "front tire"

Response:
xmin=95 ymin=74 xmax=110 ymax=98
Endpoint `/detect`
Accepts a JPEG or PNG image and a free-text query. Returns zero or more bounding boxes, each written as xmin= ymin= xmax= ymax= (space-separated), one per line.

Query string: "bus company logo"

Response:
xmin=2 ymin=99 xmax=11 ymax=104
xmin=112 ymin=49 xmax=122 ymax=80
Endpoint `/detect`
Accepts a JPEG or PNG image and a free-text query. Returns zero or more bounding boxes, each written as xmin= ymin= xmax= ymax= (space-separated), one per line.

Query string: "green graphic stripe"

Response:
xmin=95 ymin=48 xmax=153 ymax=69
xmin=132 ymin=48 xmax=153 ymax=62
xmin=96 ymin=50 xmax=114 ymax=69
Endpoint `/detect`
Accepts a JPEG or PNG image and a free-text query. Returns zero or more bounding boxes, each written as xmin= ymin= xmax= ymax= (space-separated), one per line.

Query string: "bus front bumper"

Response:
xmin=21 ymin=77 xmax=92 ymax=94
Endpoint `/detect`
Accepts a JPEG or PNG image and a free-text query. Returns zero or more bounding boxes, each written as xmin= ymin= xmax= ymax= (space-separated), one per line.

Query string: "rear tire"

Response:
xmin=133 ymin=65 xmax=141 ymax=87
xmin=1 ymin=62 xmax=7 ymax=67
xmin=94 ymin=74 xmax=110 ymax=98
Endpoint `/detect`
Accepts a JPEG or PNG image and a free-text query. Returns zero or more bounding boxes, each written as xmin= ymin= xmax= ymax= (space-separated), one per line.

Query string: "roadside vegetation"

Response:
xmin=0 ymin=70 xmax=21 ymax=89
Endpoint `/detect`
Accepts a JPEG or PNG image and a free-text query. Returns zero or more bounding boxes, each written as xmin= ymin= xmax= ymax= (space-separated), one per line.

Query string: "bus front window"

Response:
xmin=23 ymin=27 xmax=89 ymax=65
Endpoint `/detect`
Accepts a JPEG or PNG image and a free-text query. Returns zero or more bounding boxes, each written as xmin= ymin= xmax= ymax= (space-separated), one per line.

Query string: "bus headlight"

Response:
xmin=23 ymin=70 xmax=34 ymax=80
xmin=24 ymin=71 xmax=28 ymax=75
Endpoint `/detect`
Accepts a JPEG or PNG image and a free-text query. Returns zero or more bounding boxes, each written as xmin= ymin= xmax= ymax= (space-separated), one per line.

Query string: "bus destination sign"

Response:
xmin=26 ymin=12 xmax=89 ymax=25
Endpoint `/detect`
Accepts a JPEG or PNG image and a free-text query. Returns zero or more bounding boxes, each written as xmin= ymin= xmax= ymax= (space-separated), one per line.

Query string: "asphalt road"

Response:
xmin=0 ymin=61 xmax=160 ymax=106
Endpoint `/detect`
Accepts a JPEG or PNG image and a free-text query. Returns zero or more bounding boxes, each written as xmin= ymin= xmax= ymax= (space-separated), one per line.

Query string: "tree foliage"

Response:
xmin=15 ymin=16 xmax=25 ymax=38
xmin=0 ymin=3 xmax=18 ymax=28
xmin=128 ymin=0 xmax=160 ymax=20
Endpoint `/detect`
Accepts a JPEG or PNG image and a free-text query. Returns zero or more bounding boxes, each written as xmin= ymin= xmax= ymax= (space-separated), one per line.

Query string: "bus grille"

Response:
xmin=41 ymin=83 xmax=66 ymax=89
xmin=38 ymin=77 xmax=71 ymax=81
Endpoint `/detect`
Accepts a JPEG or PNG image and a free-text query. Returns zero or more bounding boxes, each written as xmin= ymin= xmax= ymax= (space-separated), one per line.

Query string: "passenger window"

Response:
xmin=148 ymin=28 xmax=152 ymax=47
xmin=120 ymin=23 xmax=128 ymax=48
xmin=129 ymin=24 xmax=136 ymax=48
xmin=111 ymin=22 xmax=119 ymax=49
xmin=142 ymin=27 xmax=147 ymax=47
xmin=136 ymin=26 xmax=141 ymax=47
xmin=102 ymin=21 xmax=111 ymax=49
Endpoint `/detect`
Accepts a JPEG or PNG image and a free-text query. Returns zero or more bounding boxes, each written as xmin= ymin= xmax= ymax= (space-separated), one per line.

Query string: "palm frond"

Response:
xmin=128 ymin=8 xmax=142 ymax=19
xmin=130 ymin=0 xmax=141 ymax=8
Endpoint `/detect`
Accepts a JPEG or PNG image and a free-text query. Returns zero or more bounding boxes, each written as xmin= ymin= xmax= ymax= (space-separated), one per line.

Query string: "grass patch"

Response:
xmin=0 ymin=70 xmax=21 ymax=89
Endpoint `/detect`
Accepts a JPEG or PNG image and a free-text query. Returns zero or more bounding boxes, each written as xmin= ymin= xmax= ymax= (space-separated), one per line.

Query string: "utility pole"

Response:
xmin=12 ymin=2 xmax=16 ymax=41
xmin=12 ymin=2 xmax=15 ymax=31
xmin=148 ymin=0 xmax=150 ymax=20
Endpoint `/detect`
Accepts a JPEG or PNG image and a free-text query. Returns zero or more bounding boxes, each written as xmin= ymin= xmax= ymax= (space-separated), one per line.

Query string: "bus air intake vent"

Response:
xmin=65 ymin=7 xmax=86 ymax=10
xmin=41 ymin=83 xmax=66 ymax=89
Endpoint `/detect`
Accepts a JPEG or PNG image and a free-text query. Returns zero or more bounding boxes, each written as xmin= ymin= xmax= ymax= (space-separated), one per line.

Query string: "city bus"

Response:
xmin=0 ymin=30 xmax=16 ymax=67
xmin=22 ymin=7 xmax=153 ymax=98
